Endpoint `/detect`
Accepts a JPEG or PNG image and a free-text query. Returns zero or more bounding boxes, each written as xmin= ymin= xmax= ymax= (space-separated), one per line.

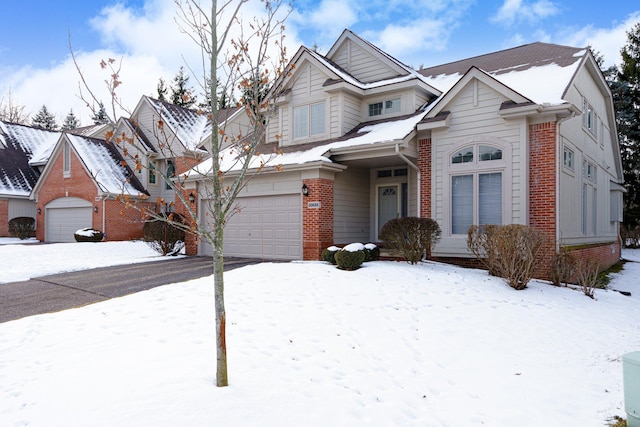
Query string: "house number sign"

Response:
xmin=307 ymin=201 xmax=321 ymax=209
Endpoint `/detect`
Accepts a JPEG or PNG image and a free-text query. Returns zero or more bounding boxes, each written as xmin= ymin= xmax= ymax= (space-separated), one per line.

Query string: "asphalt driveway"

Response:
xmin=0 ymin=256 xmax=259 ymax=323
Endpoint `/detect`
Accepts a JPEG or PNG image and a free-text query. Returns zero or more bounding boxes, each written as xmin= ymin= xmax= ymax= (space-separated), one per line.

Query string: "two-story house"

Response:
xmin=185 ymin=29 xmax=624 ymax=278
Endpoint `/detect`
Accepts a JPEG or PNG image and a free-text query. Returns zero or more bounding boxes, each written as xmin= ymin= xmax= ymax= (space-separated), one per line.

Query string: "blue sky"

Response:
xmin=1 ymin=0 xmax=639 ymax=124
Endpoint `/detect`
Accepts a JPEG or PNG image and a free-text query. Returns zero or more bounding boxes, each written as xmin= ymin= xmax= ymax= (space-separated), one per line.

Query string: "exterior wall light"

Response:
xmin=302 ymin=183 xmax=309 ymax=197
xmin=94 ymin=206 xmax=99 ymax=213
xmin=189 ymin=192 xmax=196 ymax=204
xmin=37 ymin=208 xmax=42 ymax=215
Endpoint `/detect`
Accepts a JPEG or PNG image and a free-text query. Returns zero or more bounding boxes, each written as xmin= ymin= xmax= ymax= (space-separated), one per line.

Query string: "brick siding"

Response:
xmin=0 ymin=199 xmax=8 ymax=237
xmin=303 ymin=178 xmax=334 ymax=260
xmin=417 ymin=138 xmax=432 ymax=218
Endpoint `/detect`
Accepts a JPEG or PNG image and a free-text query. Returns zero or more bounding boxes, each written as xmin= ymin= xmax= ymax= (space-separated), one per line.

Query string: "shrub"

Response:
xmin=467 ymin=224 xmax=546 ymax=290
xmin=74 ymin=228 xmax=104 ymax=242
xmin=143 ymin=213 xmax=185 ymax=256
xmin=364 ymin=243 xmax=380 ymax=262
xmin=8 ymin=217 xmax=35 ymax=240
xmin=575 ymin=258 xmax=601 ymax=299
xmin=334 ymin=243 xmax=366 ymax=270
xmin=321 ymin=246 xmax=340 ymax=265
xmin=549 ymin=247 xmax=576 ymax=286
xmin=379 ymin=217 xmax=441 ymax=265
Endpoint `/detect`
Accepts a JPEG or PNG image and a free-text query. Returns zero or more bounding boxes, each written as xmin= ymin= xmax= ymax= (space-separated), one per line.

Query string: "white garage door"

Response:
xmin=201 ymin=194 xmax=301 ymax=260
xmin=45 ymin=197 xmax=93 ymax=243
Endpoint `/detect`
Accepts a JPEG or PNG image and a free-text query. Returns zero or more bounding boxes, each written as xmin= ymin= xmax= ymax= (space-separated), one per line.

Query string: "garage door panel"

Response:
xmin=46 ymin=205 xmax=92 ymax=243
xmin=201 ymin=194 xmax=301 ymax=260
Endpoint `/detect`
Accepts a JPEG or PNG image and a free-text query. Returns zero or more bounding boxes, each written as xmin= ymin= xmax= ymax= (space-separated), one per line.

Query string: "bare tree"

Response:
xmin=0 ymin=89 xmax=30 ymax=124
xmin=72 ymin=0 xmax=290 ymax=387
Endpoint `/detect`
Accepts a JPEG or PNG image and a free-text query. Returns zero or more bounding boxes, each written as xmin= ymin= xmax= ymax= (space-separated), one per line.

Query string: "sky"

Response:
xmin=0 ymin=0 xmax=639 ymax=125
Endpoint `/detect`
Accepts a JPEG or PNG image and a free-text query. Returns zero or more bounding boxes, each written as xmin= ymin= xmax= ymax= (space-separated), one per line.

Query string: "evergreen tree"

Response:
xmin=61 ymin=109 xmax=81 ymax=130
xmin=170 ymin=66 xmax=197 ymax=109
xmin=198 ymin=78 xmax=235 ymax=113
xmin=31 ymin=105 xmax=58 ymax=130
xmin=615 ymin=22 xmax=640 ymax=226
xmin=157 ymin=77 xmax=169 ymax=102
xmin=91 ymin=102 xmax=110 ymax=125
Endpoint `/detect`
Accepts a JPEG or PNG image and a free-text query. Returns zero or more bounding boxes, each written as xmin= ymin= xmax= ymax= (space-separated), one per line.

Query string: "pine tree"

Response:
xmin=92 ymin=102 xmax=110 ymax=125
xmin=61 ymin=109 xmax=81 ymax=130
xmin=170 ymin=66 xmax=197 ymax=109
xmin=31 ymin=105 xmax=58 ymax=130
xmin=157 ymin=77 xmax=169 ymax=102
xmin=615 ymin=22 xmax=640 ymax=226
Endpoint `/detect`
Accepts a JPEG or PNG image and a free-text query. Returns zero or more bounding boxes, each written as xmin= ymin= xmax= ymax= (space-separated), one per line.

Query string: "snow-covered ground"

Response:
xmin=1 ymin=239 xmax=639 ymax=426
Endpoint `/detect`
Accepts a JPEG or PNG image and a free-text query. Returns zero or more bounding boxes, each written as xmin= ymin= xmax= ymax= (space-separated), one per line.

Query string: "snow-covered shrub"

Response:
xmin=334 ymin=243 xmax=366 ymax=270
xmin=321 ymin=245 xmax=340 ymax=265
xmin=143 ymin=213 xmax=185 ymax=256
xmin=74 ymin=228 xmax=104 ymax=242
xmin=364 ymin=243 xmax=380 ymax=262
xmin=379 ymin=217 xmax=441 ymax=264
xmin=8 ymin=217 xmax=35 ymax=240
xmin=549 ymin=247 xmax=576 ymax=286
xmin=575 ymin=258 xmax=600 ymax=299
xmin=467 ymin=224 xmax=546 ymax=290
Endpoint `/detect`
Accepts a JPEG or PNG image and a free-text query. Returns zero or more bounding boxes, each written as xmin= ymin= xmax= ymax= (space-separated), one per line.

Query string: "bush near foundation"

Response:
xmin=364 ymin=243 xmax=380 ymax=261
xmin=74 ymin=228 xmax=104 ymax=242
xmin=334 ymin=243 xmax=366 ymax=270
xmin=379 ymin=217 xmax=441 ymax=264
xmin=8 ymin=217 xmax=35 ymax=240
xmin=143 ymin=213 xmax=185 ymax=256
xmin=321 ymin=246 xmax=340 ymax=265
xmin=467 ymin=224 xmax=545 ymax=290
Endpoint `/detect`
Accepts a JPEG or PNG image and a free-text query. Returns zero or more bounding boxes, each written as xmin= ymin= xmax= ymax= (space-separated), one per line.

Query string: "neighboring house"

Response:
xmin=0 ymin=121 xmax=59 ymax=236
xmin=30 ymin=132 xmax=151 ymax=242
xmin=184 ymin=29 xmax=624 ymax=278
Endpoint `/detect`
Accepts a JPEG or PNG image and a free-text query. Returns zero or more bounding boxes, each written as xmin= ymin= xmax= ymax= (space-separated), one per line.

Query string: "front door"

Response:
xmin=378 ymin=185 xmax=399 ymax=236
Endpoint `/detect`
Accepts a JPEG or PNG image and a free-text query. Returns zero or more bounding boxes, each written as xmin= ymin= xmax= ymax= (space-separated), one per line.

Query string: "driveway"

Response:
xmin=0 ymin=256 xmax=259 ymax=323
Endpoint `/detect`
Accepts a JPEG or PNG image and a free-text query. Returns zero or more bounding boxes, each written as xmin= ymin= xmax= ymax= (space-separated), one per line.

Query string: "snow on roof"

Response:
xmin=191 ymin=111 xmax=426 ymax=176
xmin=66 ymin=134 xmax=145 ymax=195
xmin=420 ymin=42 xmax=585 ymax=105
xmin=147 ymin=98 xmax=210 ymax=151
xmin=0 ymin=122 xmax=60 ymax=196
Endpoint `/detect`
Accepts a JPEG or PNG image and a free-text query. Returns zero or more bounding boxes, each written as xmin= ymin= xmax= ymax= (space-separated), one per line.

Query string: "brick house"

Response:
xmin=30 ymin=132 xmax=151 ymax=242
xmin=185 ymin=29 xmax=624 ymax=278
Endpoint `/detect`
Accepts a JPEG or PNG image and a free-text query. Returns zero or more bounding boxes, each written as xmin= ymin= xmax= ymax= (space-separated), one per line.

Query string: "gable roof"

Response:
xmin=419 ymin=42 xmax=586 ymax=105
xmin=64 ymin=133 xmax=148 ymax=196
xmin=0 ymin=121 xmax=60 ymax=197
xmin=144 ymin=97 xmax=211 ymax=152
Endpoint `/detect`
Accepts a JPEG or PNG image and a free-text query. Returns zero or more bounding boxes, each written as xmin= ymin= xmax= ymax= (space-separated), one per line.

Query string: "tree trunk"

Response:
xmin=213 ymin=241 xmax=227 ymax=387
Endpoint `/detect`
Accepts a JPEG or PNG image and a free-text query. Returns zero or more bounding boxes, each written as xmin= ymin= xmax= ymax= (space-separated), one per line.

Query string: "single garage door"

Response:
xmin=45 ymin=197 xmax=93 ymax=243
xmin=201 ymin=194 xmax=301 ymax=260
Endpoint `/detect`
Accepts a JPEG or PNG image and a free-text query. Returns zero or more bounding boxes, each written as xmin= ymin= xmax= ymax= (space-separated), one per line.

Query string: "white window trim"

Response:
xmin=444 ymin=139 xmax=512 ymax=237
xmin=293 ymin=101 xmax=326 ymax=140
xmin=367 ymin=97 xmax=402 ymax=117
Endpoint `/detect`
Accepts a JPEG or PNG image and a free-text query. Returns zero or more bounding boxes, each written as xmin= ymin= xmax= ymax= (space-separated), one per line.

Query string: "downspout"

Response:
xmin=395 ymin=143 xmax=421 ymax=218
xmin=102 ymin=195 xmax=107 ymax=239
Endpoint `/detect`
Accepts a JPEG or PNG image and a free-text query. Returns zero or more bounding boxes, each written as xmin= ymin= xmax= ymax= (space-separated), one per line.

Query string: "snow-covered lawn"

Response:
xmin=1 ymin=240 xmax=639 ymax=426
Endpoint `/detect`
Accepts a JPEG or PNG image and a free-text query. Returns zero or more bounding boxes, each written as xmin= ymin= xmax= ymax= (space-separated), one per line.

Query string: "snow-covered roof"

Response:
xmin=146 ymin=97 xmax=211 ymax=151
xmin=66 ymin=134 xmax=147 ymax=195
xmin=191 ymin=111 xmax=426 ymax=176
xmin=420 ymin=42 xmax=585 ymax=105
xmin=0 ymin=122 xmax=60 ymax=196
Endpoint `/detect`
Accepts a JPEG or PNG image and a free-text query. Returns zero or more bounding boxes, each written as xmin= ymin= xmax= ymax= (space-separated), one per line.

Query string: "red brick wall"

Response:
xmin=567 ymin=241 xmax=622 ymax=277
xmin=417 ymin=138 xmax=432 ymax=218
xmin=35 ymin=145 xmax=147 ymax=242
xmin=303 ymin=178 xmax=334 ymax=260
xmin=0 ymin=199 xmax=8 ymax=237
xmin=529 ymin=122 xmax=557 ymax=280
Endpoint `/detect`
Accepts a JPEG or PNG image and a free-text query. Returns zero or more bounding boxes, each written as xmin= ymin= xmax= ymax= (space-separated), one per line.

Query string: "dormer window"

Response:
xmin=368 ymin=98 xmax=401 ymax=117
xmin=63 ymin=141 xmax=71 ymax=177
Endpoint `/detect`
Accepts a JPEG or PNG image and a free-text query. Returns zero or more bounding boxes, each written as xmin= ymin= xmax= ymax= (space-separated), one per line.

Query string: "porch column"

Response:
xmin=302 ymin=178 xmax=334 ymax=260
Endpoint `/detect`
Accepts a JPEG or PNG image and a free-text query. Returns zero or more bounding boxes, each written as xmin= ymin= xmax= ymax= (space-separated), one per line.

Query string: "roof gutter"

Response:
xmin=395 ymin=143 xmax=421 ymax=218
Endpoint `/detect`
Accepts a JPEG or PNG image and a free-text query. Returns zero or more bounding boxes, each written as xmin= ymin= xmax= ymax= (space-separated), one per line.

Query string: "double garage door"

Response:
xmin=201 ymin=194 xmax=301 ymax=260
xmin=45 ymin=197 xmax=93 ymax=243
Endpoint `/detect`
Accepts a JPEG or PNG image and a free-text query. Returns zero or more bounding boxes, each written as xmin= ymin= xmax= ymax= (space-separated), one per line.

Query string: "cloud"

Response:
xmin=555 ymin=11 xmax=640 ymax=68
xmin=491 ymin=0 xmax=560 ymax=26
